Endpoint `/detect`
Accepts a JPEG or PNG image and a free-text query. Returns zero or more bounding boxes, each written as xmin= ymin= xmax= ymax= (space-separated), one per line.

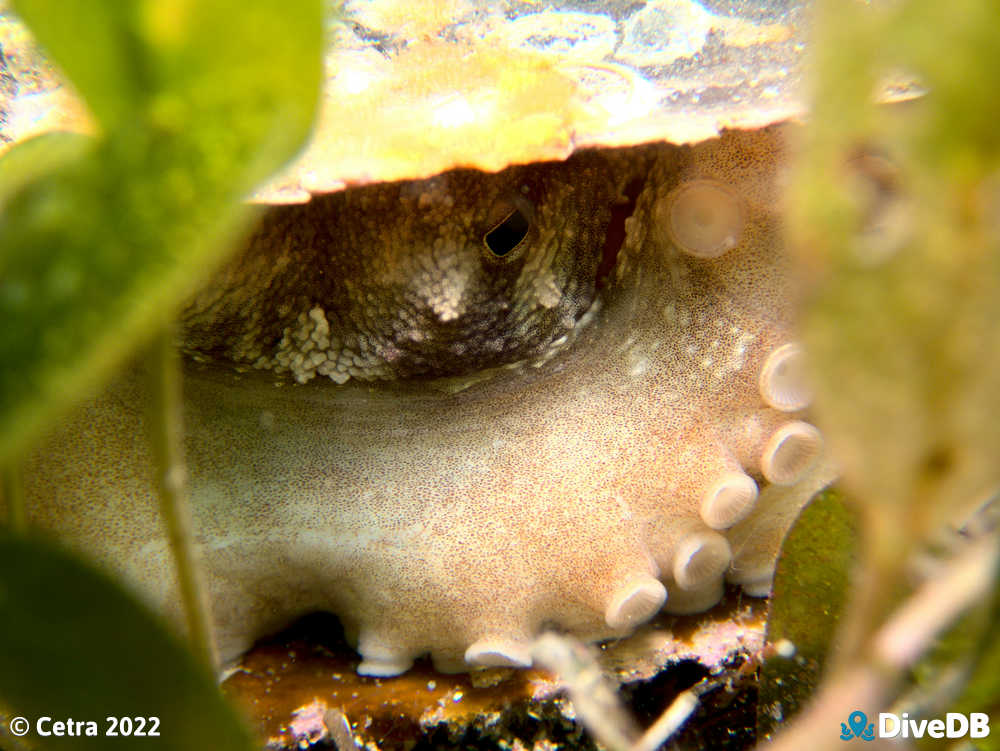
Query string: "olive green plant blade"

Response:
xmin=769 ymin=0 xmax=1000 ymax=744
xmin=788 ymin=0 xmax=1000 ymax=535
xmin=0 ymin=131 xmax=91 ymax=205
xmin=785 ymin=0 xmax=1000 ymax=686
xmin=0 ymin=532 xmax=257 ymax=750
xmin=757 ymin=489 xmax=859 ymax=739
xmin=0 ymin=0 xmax=324 ymax=462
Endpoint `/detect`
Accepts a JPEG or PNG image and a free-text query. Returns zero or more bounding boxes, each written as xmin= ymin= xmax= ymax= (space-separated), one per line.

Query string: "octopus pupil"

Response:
xmin=484 ymin=207 xmax=530 ymax=257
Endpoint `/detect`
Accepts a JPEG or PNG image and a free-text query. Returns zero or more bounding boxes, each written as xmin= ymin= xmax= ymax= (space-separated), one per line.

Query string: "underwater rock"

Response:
xmin=223 ymin=596 xmax=767 ymax=750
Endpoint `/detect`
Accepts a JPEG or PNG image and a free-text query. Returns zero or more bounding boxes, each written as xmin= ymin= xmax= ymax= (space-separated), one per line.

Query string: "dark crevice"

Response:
xmin=596 ymin=177 xmax=644 ymax=290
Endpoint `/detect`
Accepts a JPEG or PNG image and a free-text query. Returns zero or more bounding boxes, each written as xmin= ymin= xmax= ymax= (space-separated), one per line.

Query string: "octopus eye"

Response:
xmin=663 ymin=179 xmax=745 ymax=258
xmin=484 ymin=204 xmax=531 ymax=258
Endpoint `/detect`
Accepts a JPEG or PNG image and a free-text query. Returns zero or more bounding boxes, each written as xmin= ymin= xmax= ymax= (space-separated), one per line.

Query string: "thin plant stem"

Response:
xmin=148 ymin=326 xmax=218 ymax=672
xmin=763 ymin=535 xmax=998 ymax=751
xmin=3 ymin=461 xmax=27 ymax=534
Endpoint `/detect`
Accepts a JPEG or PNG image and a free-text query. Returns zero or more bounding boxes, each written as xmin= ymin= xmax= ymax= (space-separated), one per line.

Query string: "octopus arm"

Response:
xmin=14 ymin=126 xmax=834 ymax=675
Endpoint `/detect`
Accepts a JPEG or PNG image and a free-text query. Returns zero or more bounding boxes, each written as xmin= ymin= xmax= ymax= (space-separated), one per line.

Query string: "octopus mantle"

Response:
xmin=17 ymin=125 xmax=832 ymax=676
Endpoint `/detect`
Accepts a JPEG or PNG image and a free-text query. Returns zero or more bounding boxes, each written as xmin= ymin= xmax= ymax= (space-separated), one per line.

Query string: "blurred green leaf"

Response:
xmin=784 ymin=2 xmax=1000 ymax=697
xmin=757 ymin=489 xmax=859 ymax=738
xmin=0 ymin=0 xmax=324 ymax=462
xmin=0 ymin=131 xmax=91 ymax=205
xmin=2 ymin=2 xmax=148 ymax=129
xmin=789 ymin=0 xmax=1000 ymax=531
xmin=0 ymin=532 xmax=257 ymax=750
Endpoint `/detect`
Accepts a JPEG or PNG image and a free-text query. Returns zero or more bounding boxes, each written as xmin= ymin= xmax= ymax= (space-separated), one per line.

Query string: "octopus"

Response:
xmin=13 ymin=124 xmax=833 ymax=677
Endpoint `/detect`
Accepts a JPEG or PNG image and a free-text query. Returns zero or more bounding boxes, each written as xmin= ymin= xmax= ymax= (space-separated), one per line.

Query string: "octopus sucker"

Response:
xmin=759 ymin=341 xmax=812 ymax=412
xmin=759 ymin=420 xmax=825 ymax=486
xmin=672 ymin=530 xmax=733 ymax=592
xmin=701 ymin=470 xmax=760 ymax=528
xmin=464 ymin=638 xmax=534 ymax=669
xmin=13 ymin=124 xmax=836 ymax=677
xmin=604 ymin=572 xmax=668 ymax=630
xmin=355 ymin=635 xmax=417 ymax=678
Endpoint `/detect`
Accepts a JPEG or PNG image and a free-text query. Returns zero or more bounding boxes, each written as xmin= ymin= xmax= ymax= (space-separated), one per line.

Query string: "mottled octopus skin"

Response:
xmin=17 ymin=125 xmax=831 ymax=676
xmin=182 ymin=152 xmax=618 ymax=384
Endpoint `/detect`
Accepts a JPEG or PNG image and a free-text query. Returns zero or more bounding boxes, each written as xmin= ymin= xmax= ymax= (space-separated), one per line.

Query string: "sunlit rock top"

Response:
xmin=1 ymin=0 xmax=811 ymax=201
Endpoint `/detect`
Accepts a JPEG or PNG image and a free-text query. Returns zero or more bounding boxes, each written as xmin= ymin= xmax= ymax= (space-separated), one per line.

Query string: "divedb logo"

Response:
xmin=840 ymin=710 xmax=991 ymax=741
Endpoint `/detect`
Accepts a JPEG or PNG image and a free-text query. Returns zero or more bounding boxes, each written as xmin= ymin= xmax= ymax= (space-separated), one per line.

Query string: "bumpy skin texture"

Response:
xmin=182 ymin=156 xmax=617 ymax=383
xmin=19 ymin=126 xmax=831 ymax=675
